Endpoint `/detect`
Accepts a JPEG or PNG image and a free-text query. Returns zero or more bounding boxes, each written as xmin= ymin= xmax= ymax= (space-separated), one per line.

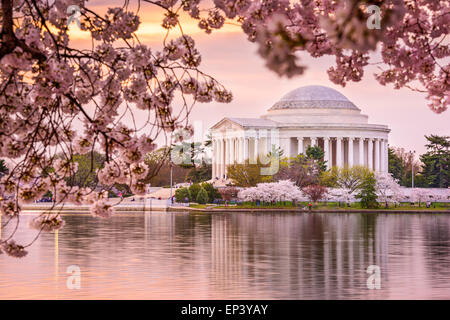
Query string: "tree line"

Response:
xmin=389 ymin=135 xmax=449 ymax=188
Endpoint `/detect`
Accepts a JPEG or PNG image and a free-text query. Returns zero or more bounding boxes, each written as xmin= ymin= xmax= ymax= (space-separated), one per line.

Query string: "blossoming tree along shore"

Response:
xmin=302 ymin=184 xmax=328 ymax=203
xmin=238 ymin=180 xmax=304 ymax=203
xmin=375 ymin=171 xmax=402 ymax=208
xmin=320 ymin=166 xmax=372 ymax=205
xmin=0 ymin=1 xmax=448 ymax=257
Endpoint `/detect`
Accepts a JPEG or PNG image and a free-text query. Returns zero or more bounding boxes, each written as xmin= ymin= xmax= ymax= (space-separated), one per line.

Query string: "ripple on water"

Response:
xmin=0 ymin=212 xmax=449 ymax=299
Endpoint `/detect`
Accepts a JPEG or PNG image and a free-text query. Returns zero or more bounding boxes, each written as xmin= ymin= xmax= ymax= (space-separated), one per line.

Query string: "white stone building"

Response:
xmin=210 ymin=85 xmax=390 ymax=179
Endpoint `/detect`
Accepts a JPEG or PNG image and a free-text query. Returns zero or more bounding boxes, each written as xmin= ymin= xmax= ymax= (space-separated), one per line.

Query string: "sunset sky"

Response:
xmin=71 ymin=1 xmax=450 ymax=156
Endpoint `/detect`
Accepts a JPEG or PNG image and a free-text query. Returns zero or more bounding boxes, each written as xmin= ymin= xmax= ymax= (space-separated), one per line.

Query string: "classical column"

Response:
xmin=232 ymin=138 xmax=236 ymax=164
xmin=216 ymin=140 xmax=220 ymax=178
xmin=359 ymin=138 xmax=364 ymax=166
xmin=237 ymin=138 xmax=241 ymax=163
xmin=227 ymin=138 xmax=232 ymax=175
xmin=228 ymin=138 xmax=233 ymax=166
xmin=254 ymin=137 xmax=259 ymax=163
xmin=329 ymin=138 xmax=334 ymax=167
xmin=240 ymin=138 xmax=243 ymax=162
xmin=286 ymin=137 xmax=292 ymax=157
xmin=229 ymin=138 xmax=233 ymax=168
xmin=374 ymin=138 xmax=380 ymax=172
xmin=219 ymin=138 xmax=224 ymax=178
xmin=211 ymin=139 xmax=214 ymax=178
xmin=238 ymin=138 xmax=241 ymax=162
xmin=221 ymin=139 xmax=225 ymax=178
xmin=336 ymin=137 xmax=343 ymax=167
xmin=368 ymin=138 xmax=373 ymax=170
xmin=230 ymin=138 xmax=234 ymax=164
xmin=212 ymin=139 xmax=216 ymax=178
xmin=311 ymin=137 xmax=317 ymax=147
xmin=237 ymin=137 xmax=242 ymax=163
xmin=244 ymin=137 xmax=249 ymax=162
xmin=233 ymin=138 xmax=237 ymax=163
xmin=384 ymin=139 xmax=389 ymax=172
xmin=236 ymin=138 xmax=241 ymax=163
xmin=323 ymin=137 xmax=330 ymax=169
xmin=297 ymin=137 xmax=303 ymax=155
xmin=216 ymin=139 xmax=221 ymax=178
xmin=348 ymin=137 xmax=354 ymax=167
xmin=224 ymin=138 xmax=230 ymax=177
xmin=230 ymin=137 xmax=234 ymax=165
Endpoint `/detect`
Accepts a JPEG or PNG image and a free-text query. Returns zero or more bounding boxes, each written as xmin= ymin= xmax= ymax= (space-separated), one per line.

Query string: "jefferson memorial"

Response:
xmin=210 ymin=85 xmax=390 ymax=179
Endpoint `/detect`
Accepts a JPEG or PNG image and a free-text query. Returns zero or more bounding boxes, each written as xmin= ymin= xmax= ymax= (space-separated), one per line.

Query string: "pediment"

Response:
xmin=211 ymin=118 xmax=244 ymax=131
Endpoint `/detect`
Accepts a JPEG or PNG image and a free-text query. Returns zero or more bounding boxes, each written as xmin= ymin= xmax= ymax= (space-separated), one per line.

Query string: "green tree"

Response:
xmin=196 ymin=187 xmax=209 ymax=204
xmin=67 ymin=152 xmax=105 ymax=188
xmin=320 ymin=166 xmax=371 ymax=194
xmin=388 ymin=147 xmax=422 ymax=186
xmin=227 ymin=161 xmax=273 ymax=187
xmin=388 ymin=147 xmax=405 ymax=182
xmin=142 ymin=147 xmax=170 ymax=183
xmin=170 ymin=137 xmax=214 ymax=183
xmin=175 ymin=187 xmax=191 ymax=203
xmin=171 ymin=135 xmax=213 ymax=169
xmin=186 ymin=163 xmax=212 ymax=183
xmin=419 ymin=135 xmax=450 ymax=188
xmin=356 ymin=173 xmax=379 ymax=209
xmin=66 ymin=151 xmax=134 ymax=196
xmin=267 ymin=146 xmax=284 ymax=158
xmin=0 ymin=159 xmax=8 ymax=178
xmin=319 ymin=166 xmax=339 ymax=187
xmin=188 ymin=183 xmax=202 ymax=201
xmin=305 ymin=145 xmax=327 ymax=172
xmin=142 ymin=147 xmax=190 ymax=187
xmin=204 ymin=133 xmax=212 ymax=148
xmin=201 ymin=182 xmax=221 ymax=203
xmin=172 ymin=141 xmax=204 ymax=168
xmin=275 ymin=154 xmax=320 ymax=188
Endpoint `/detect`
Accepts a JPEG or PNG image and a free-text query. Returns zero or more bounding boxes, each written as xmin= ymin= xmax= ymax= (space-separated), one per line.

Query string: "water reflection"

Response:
xmin=0 ymin=212 xmax=449 ymax=299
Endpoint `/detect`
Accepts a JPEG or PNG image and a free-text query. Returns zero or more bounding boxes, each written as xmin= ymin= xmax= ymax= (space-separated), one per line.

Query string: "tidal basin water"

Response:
xmin=1 ymin=212 xmax=450 ymax=299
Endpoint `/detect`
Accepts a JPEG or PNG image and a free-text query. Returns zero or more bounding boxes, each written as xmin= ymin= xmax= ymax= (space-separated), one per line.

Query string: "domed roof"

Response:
xmin=269 ymin=85 xmax=360 ymax=111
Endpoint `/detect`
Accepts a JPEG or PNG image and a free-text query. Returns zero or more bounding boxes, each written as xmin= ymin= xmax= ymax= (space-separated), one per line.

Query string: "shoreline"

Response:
xmin=21 ymin=204 xmax=168 ymax=212
xmin=20 ymin=204 xmax=450 ymax=214
xmin=168 ymin=206 xmax=450 ymax=214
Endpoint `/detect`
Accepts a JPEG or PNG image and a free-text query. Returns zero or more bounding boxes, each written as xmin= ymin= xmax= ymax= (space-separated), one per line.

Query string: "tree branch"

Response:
xmin=0 ymin=0 xmax=46 ymax=61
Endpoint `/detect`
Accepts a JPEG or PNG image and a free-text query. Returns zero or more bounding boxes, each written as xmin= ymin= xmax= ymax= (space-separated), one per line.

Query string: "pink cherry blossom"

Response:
xmin=1 ymin=240 xmax=28 ymax=258
xmin=29 ymin=214 xmax=66 ymax=232
xmin=90 ymin=200 xmax=115 ymax=219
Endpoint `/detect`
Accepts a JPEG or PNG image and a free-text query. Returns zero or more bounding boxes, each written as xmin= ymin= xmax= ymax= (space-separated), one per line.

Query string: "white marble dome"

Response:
xmin=270 ymin=85 xmax=360 ymax=111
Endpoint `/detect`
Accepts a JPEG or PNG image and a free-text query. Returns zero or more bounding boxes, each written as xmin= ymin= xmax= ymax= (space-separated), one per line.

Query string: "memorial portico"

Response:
xmin=210 ymin=85 xmax=390 ymax=179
